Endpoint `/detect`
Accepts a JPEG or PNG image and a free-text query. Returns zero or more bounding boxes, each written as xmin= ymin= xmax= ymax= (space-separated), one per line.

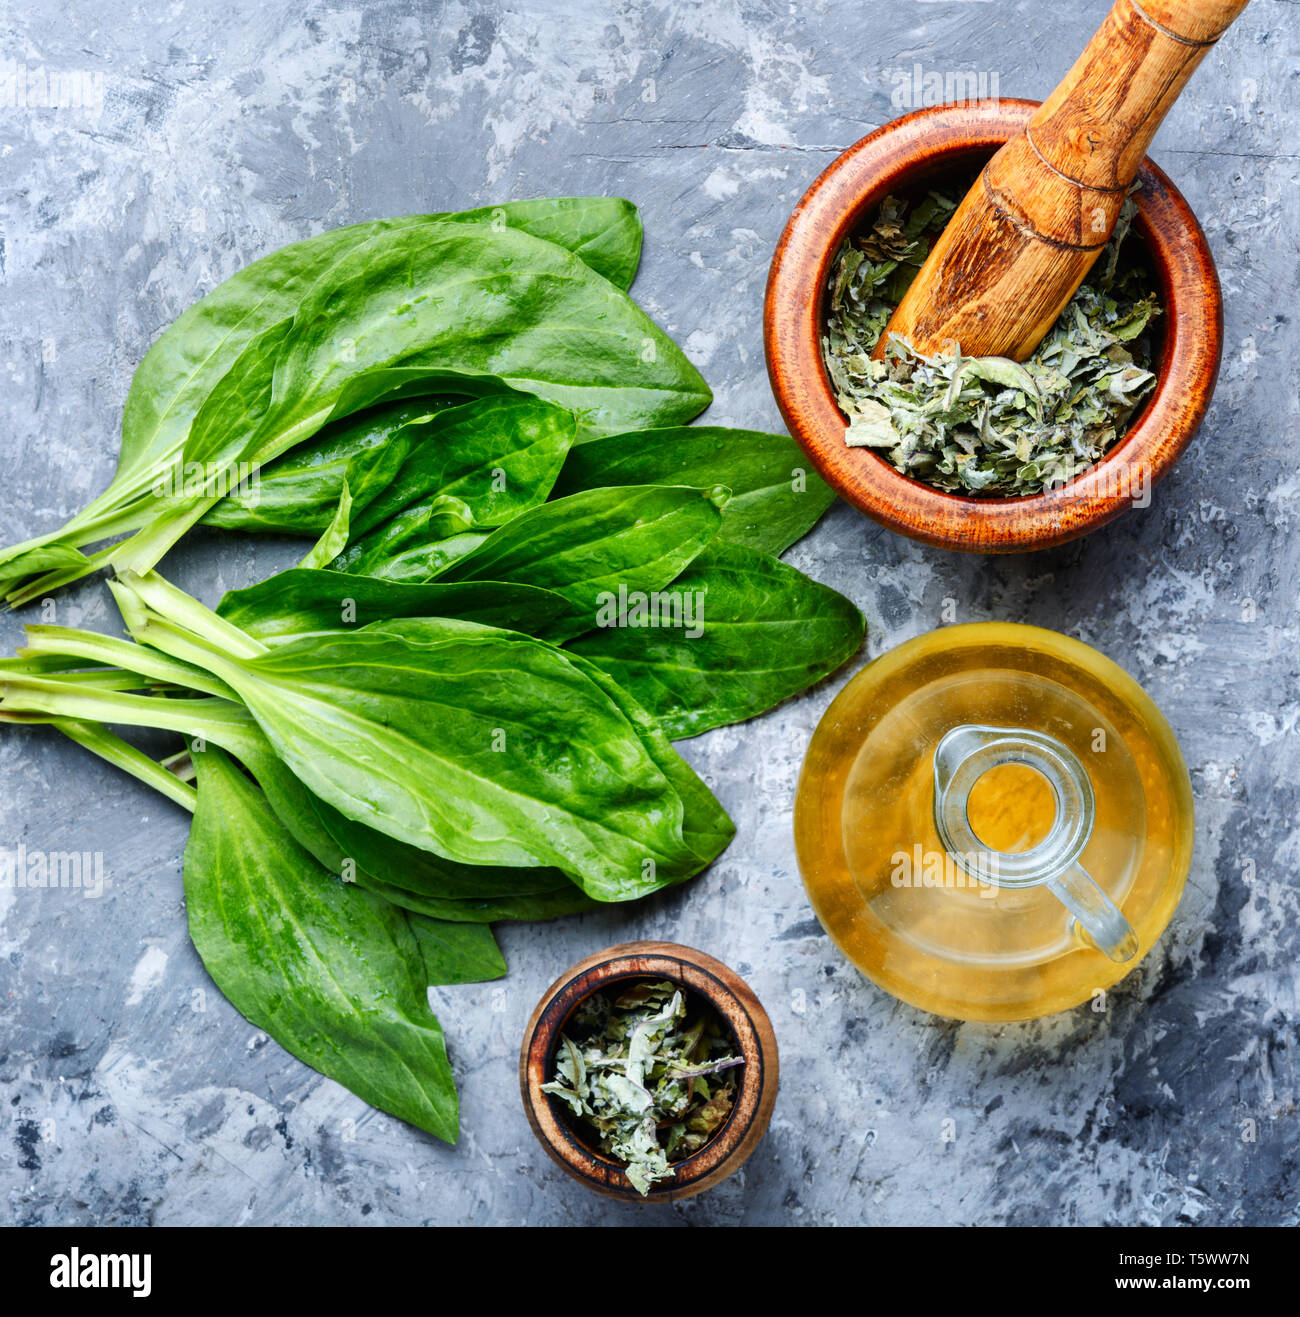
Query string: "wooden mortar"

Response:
xmin=764 ymin=100 xmax=1222 ymax=553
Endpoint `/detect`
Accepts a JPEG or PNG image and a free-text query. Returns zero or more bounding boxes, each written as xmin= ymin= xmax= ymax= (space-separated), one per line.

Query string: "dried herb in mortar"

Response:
xmin=822 ymin=189 xmax=1163 ymax=495
xmin=540 ymin=978 xmax=744 ymax=1195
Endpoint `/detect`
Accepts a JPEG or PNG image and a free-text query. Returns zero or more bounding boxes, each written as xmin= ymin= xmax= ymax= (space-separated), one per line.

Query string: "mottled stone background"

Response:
xmin=0 ymin=0 xmax=1296 ymax=1227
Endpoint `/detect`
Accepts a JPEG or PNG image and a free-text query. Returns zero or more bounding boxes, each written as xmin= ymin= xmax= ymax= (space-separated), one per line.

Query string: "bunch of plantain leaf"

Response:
xmin=0 ymin=197 xmax=861 ymax=1142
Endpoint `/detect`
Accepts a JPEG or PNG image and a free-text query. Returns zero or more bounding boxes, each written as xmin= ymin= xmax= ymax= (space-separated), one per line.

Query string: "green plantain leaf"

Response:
xmin=347 ymin=396 xmax=578 ymax=540
xmin=259 ymin=222 xmax=708 ymax=445
xmin=121 ymin=199 xmax=642 ymax=497
xmin=431 ymin=196 xmax=642 ymax=290
xmin=332 ymin=498 xmax=475 ymax=578
xmin=406 ymin=914 xmax=507 ymax=985
xmin=121 ymin=583 xmax=730 ymax=900
xmin=562 ymin=648 xmax=735 ymax=862
xmin=108 ymin=222 xmax=711 ymax=577
xmin=215 ymin=568 xmax=572 ymax=642
xmin=568 ymin=539 xmax=866 ymax=739
xmin=0 ymin=544 xmax=95 ymax=595
xmin=435 ymin=484 xmax=727 ymax=638
xmin=298 ymin=481 xmax=352 ymax=570
xmin=119 ymin=221 xmax=427 ymax=498
xmin=355 ymin=875 xmax=596 ymax=924
xmin=202 ymin=397 xmax=456 ymax=534
xmin=0 ymin=199 xmax=648 ymax=598
xmin=553 ymin=425 xmax=836 ymax=556
xmin=338 ymin=530 xmax=490 ymax=584
xmin=187 ymin=722 xmax=523 ymax=958
xmin=16 ymin=680 xmax=594 ymax=925
xmin=184 ymin=744 xmax=461 ymax=1142
xmin=224 ymin=712 xmax=596 ymax=912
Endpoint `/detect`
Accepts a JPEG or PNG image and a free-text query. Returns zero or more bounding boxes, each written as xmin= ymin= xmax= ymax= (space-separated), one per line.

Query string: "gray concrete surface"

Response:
xmin=0 ymin=0 xmax=1296 ymax=1227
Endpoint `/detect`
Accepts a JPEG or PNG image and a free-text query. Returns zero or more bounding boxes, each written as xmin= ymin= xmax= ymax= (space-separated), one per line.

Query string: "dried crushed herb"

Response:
xmin=540 ymin=978 xmax=743 ymax=1195
xmin=822 ymin=188 xmax=1163 ymax=496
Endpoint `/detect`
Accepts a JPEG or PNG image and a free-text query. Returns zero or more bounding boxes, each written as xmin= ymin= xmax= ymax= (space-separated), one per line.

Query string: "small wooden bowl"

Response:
xmin=519 ymin=941 xmax=779 ymax=1202
xmin=764 ymin=100 xmax=1223 ymax=553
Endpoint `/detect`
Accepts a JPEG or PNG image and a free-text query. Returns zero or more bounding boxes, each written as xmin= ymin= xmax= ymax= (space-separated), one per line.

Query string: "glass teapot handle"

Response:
xmin=1049 ymin=864 xmax=1139 ymax=963
xmin=932 ymin=724 xmax=1139 ymax=964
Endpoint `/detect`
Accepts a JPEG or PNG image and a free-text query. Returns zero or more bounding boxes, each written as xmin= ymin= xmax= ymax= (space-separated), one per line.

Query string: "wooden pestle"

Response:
xmin=874 ymin=0 xmax=1249 ymax=362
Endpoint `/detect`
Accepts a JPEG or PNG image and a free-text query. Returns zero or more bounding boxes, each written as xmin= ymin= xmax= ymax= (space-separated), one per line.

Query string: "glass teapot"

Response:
xmin=794 ymin=623 xmax=1194 ymax=1022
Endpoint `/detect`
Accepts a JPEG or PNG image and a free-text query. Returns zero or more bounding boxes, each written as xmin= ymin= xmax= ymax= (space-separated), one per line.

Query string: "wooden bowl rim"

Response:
xmin=763 ymin=99 xmax=1223 ymax=553
xmin=518 ymin=940 xmax=779 ymax=1203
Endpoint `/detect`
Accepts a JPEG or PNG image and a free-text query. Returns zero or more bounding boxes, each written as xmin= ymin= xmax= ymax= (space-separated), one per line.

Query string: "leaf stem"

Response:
xmin=107 ymin=409 xmax=333 ymax=577
xmin=26 ymin=669 xmax=156 ymax=693
xmin=19 ymin=624 xmax=237 ymax=699
xmin=112 ymin=571 xmax=268 ymax=659
xmin=0 ymin=677 xmax=251 ymax=744
xmin=5 ymin=544 xmax=116 ymax=608
xmin=52 ymin=718 xmax=198 ymax=812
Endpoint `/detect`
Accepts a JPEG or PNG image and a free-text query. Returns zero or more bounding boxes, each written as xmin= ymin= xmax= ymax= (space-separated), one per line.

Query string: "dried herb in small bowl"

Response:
xmin=822 ymin=188 xmax=1163 ymax=496
xmin=540 ymin=978 xmax=744 ymax=1196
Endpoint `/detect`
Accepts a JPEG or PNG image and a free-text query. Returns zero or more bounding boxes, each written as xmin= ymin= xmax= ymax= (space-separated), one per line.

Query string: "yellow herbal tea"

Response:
xmin=794 ymin=623 xmax=1194 ymax=1022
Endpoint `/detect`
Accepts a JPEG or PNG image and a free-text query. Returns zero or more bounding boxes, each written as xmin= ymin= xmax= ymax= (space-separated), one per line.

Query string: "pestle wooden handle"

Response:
xmin=875 ymin=0 xmax=1249 ymax=362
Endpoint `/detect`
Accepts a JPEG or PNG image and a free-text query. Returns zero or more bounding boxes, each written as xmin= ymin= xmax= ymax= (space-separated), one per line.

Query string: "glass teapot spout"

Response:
xmin=932 ymin=724 xmax=1138 ymax=963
